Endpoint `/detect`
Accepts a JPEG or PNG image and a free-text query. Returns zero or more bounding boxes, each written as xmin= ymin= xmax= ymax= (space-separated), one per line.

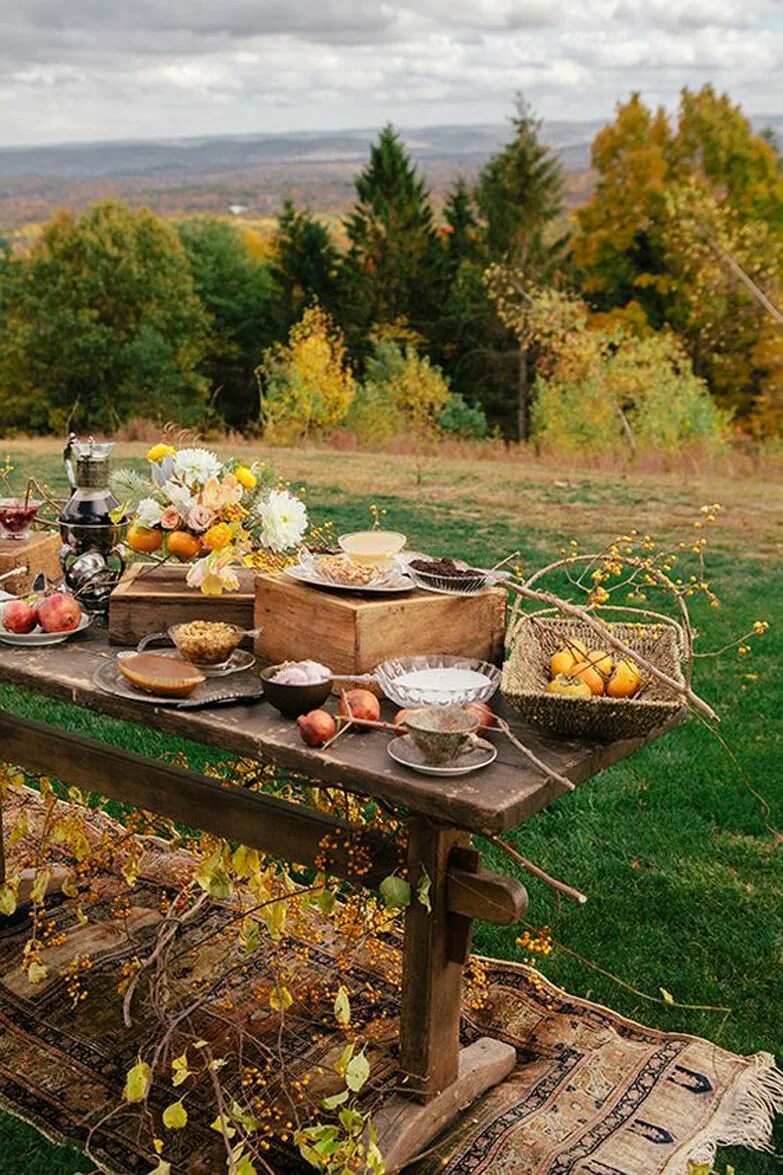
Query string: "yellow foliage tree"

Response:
xmin=257 ymin=305 xmax=356 ymax=440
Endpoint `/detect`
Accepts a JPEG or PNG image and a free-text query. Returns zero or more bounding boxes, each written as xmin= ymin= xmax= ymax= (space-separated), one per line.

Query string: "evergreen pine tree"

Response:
xmin=443 ymin=176 xmax=480 ymax=276
xmin=341 ymin=125 xmax=445 ymax=342
xmin=468 ymin=100 xmax=564 ymax=440
xmin=273 ymin=199 xmax=339 ymax=328
xmin=476 ymin=99 xmax=564 ymax=270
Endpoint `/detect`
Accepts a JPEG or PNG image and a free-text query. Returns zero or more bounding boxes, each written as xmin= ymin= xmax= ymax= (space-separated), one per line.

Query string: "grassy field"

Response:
xmin=1 ymin=441 xmax=781 ymax=1174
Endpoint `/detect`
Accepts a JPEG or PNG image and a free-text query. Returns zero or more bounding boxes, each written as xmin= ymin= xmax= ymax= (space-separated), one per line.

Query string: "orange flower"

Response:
xmin=202 ymin=523 xmax=233 ymax=551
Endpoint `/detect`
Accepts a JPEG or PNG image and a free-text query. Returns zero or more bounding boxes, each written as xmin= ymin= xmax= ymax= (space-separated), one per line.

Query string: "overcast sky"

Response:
xmin=1 ymin=0 xmax=782 ymax=147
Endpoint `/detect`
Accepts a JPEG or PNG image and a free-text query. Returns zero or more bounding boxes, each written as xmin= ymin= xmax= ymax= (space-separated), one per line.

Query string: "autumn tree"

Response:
xmin=273 ymin=199 xmax=340 ymax=329
xmin=257 ymin=304 xmax=355 ymax=440
xmin=340 ymin=125 xmax=445 ymax=345
xmin=489 ymin=280 xmax=726 ymax=456
xmin=572 ymin=86 xmax=783 ymax=425
xmin=178 ymin=217 xmax=280 ymax=429
xmin=0 ymin=201 xmax=210 ymax=433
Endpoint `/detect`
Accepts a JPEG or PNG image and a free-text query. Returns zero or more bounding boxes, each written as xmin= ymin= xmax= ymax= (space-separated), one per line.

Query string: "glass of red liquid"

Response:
xmin=0 ymin=499 xmax=42 ymax=541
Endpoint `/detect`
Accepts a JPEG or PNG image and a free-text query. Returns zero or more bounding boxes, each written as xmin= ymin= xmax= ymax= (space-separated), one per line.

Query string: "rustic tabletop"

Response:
xmin=0 ymin=628 xmax=684 ymax=835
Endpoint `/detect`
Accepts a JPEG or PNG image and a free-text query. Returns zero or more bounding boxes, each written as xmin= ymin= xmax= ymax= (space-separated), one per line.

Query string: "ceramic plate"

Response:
xmin=387 ymin=734 xmax=497 ymax=776
xmin=0 ymin=606 xmax=93 ymax=646
xmin=285 ymin=564 xmax=414 ymax=595
xmin=93 ymin=657 xmax=265 ymax=708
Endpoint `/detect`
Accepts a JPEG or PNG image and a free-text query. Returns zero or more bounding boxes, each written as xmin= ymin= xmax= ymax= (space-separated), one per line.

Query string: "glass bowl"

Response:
xmin=374 ymin=655 xmax=501 ymax=708
xmin=338 ymin=531 xmax=407 ymax=567
xmin=0 ymin=499 xmax=42 ymax=541
xmin=169 ymin=621 xmax=245 ymax=668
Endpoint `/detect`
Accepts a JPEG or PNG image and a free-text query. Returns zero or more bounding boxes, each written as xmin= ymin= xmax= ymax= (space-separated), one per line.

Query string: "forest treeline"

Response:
xmin=0 ymin=85 xmax=781 ymax=453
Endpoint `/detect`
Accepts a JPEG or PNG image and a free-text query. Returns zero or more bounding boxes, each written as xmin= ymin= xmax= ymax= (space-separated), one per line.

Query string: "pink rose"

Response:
xmin=187 ymin=504 xmax=215 ymax=533
xmin=160 ymin=506 xmax=182 ymax=530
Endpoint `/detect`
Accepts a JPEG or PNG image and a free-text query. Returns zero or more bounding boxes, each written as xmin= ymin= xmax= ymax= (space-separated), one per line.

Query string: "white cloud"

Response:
xmin=0 ymin=0 xmax=780 ymax=145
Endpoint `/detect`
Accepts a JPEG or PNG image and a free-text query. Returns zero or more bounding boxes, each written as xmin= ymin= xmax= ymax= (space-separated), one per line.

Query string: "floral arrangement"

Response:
xmin=112 ymin=444 xmax=308 ymax=595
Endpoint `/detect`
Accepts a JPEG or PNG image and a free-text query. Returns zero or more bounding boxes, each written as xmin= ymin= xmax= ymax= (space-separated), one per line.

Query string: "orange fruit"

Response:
xmin=126 ymin=524 xmax=163 ymax=554
xmin=549 ymin=638 xmax=588 ymax=677
xmin=584 ymin=648 xmax=613 ymax=677
xmin=607 ymin=659 xmax=642 ymax=699
xmin=546 ymin=673 xmax=592 ymax=698
xmin=569 ymin=660 xmax=605 ymax=696
xmin=166 ymin=530 xmax=201 ymax=561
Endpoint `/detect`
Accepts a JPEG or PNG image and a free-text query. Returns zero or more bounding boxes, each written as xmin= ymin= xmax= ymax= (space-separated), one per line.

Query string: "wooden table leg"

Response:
xmin=374 ymin=817 xmax=517 ymax=1170
xmin=399 ymin=818 xmax=467 ymax=1099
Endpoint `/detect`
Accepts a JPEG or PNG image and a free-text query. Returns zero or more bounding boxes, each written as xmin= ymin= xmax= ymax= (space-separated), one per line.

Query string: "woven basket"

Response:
xmin=502 ymin=615 xmax=687 ymax=742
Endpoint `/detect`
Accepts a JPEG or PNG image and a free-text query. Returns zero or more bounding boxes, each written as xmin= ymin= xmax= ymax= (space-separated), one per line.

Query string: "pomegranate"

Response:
xmin=464 ymin=701 xmax=496 ymax=729
xmin=36 ymin=592 xmax=82 ymax=634
xmin=297 ymin=709 xmax=337 ymax=748
xmin=2 ymin=597 xmax=38 ymax=634
xmin=338 ymin=689 xmax=381 ymax=726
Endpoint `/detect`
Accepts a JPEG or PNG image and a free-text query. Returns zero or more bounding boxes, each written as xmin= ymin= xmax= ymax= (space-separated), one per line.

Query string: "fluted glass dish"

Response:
xmin=374 ymin=655 xmax=501 ymax=708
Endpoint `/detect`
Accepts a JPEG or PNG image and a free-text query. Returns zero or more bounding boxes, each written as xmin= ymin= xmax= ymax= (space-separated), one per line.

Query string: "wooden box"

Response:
xmin=253 ymin=572 xmax=506 ymax=676
xmin=0 ymin=532 xmax=63 ymax=596
xmin=108 ymin=563 xmax=256 ymax=645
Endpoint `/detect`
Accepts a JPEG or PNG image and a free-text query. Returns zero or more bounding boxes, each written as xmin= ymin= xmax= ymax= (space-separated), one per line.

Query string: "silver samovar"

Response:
xmin=59 ymin=435 xmax=127 ymax=614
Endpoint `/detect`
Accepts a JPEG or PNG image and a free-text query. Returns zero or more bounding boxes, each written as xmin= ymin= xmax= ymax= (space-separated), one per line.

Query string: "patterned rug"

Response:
xmin=0 ymin=786 xmax=779 ymax=1175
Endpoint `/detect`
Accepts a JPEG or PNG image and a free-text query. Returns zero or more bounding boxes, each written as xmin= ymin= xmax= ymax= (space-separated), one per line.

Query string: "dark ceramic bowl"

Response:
xmin=260 ymin=663 xmax=332 ymax=717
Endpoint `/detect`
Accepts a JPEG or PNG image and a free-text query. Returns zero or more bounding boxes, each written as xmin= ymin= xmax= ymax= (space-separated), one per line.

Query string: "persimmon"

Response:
xmin=126 ymin=524 xmax=163 ymax=554
xmin=550 ymin=638 xmax=587 ymax=677
xmin=607 ymin=659 xmax=642 ymax=698
xmin=568 ymin=660 xmax=605 ymax=696
xmin=546 ymin=674 xmax=592 ymax=698
xmin=166 ymin=530 xmax=201 ymax=561
xmin=584 ymin=648 xmax=613 ymax=676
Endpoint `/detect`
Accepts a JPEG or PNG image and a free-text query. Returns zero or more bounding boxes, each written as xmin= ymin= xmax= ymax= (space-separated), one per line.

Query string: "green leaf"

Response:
xmin=210 ymin=1115 xmax=236 ymax=1139
xmin=379 ymin=873 xmax=411 ymax=910
xmin=27 ymin=960 xmax=48 ymax=985
xmin=416 ymin=867 xmax=432 ymax=913
xmin=195 ymin=852 xmax=233 ymax=900
xmin=232 ymin=844 xmax=260 ymax=879
xmin=269 ymin=983 xmax=293 ymax=1011
xmin=124 ymin=1059 xmax=152 ymax=1103
xmin=322 ymin=1089 xmax=349 ymax=1110
xmin=235 ymin=1159 xmax=257 ymax=1175
xmin=31 ymin=869 xmax=50 ymax=904
xmin=162 ymin=1099 xmax=187 ymax=1130
xmin=334 ymin=985 xmax=351 ymax=1027
xmin=171 ymin=1053 xmax=191 ymax=1087
xmin=334 ymin=1041 xmax=354 ymax=1076
xmin=0 ymin=883 xmax=17 ymax=916
xmin=345 ymin=1050 xmax=370 ymax=1093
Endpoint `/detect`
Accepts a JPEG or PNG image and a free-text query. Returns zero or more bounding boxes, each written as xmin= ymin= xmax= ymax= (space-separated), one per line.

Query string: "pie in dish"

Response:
xmin=117 ymin=652 xmax=206 ymax=698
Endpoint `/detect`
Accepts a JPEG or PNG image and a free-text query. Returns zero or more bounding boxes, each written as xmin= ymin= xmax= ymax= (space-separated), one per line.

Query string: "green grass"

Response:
xmin=1 ymin=452 xmax=781 ymax=1172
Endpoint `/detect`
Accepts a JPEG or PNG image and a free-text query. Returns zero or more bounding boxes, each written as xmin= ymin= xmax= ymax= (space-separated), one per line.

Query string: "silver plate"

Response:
xmin=284 ymin=564 xmax=414 ymax=595
xmin=0 ymin=607 xmax=93 ymax=646
xmin=387 ymin=734 xmax=497 ymax=776
xmin=93 ymin=657 xmax=265 ymax=709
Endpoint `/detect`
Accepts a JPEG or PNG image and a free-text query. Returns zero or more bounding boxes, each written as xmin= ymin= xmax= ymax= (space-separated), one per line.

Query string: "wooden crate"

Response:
xmin=0 ymin=532 xmax=63 ymax=596
xmin=108 ymin=563 xmax=256 ymax=645
xmin=254 ymin=572 xmax=506 ymax=677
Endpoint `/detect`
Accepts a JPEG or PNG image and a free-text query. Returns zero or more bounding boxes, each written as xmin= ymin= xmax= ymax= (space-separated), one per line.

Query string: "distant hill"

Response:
xmin=0 ymin=116 xmax=780 ymax=230
xmin=0 ymin=121 xmax=605 ymax=179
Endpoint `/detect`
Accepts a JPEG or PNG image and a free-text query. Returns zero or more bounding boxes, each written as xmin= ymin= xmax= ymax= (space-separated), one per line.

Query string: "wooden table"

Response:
xmin=0 ymin=631 xmax=682 ymax=1169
